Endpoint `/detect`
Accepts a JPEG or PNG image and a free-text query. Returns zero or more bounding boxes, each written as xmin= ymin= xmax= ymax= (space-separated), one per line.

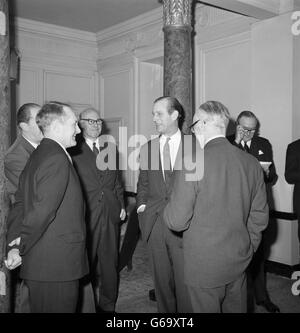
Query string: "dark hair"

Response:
xmin=36 ymin=101 xmax=71 ymax=134
xmin=236 ymin=110 xmax=258 ymax=124
xmin=17 ymin=103 xmax=40 ymax=126
xmin=154 ymin=96 xmax=185 ymax=128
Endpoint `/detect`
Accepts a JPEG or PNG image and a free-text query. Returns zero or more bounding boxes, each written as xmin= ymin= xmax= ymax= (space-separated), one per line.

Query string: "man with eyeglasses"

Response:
xmin=69 ymin=108 xmax=125 ymax=313
xmin=228 ymin=110 xmax=279 ymax=313
xmin=164 ymin=101 xmax=269 ymax=312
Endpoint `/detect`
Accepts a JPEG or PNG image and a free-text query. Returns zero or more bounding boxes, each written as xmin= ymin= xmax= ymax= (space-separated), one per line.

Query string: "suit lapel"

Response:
xmin=249 ymin=137 xmax=258 ymax=158
xmin=81 ymin=141 xmax=103 ymax=179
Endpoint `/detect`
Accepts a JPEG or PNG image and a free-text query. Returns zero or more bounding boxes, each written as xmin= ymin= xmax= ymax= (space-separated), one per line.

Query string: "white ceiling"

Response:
xmin=11 ymin=0 xmax=162 ymax=33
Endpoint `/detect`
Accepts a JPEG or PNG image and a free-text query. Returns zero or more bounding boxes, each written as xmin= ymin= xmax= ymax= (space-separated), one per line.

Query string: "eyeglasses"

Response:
xmin=80 ymin=118 xmax=103 ymax=126
xmin=189 ymin=120 xmax=200 ymax=133
xmin=189 ymin=119 xmax=206 ymax=133
xmin=241 ymin=126 xmax=256 ymax=134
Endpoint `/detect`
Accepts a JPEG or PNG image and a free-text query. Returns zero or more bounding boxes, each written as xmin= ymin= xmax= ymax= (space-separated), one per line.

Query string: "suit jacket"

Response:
xmin=164 ymin=137 xmax=269 ymax=288
xmin=6 ymin=138 xmax=88 ymax=282
xmin=137 ymin=132 xmax=191 ymax=241
xmin=285 ymin=139 xmax=300 ymax=216
xmin=4 ymin=135 xmax=35 ymax=200
xmin=69 ymin=136 xmax=124 ymax=262
xmin=228 ymin=134 xmax=277 ymax=185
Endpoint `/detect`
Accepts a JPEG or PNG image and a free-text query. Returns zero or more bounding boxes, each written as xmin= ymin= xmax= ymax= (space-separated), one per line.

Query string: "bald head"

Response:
xmin=79 ymin=108 xmax=103 ymax=140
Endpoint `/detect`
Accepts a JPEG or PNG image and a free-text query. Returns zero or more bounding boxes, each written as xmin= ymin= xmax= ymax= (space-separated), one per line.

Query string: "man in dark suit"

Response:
xmin=69 ymin=108 xmax=125 ymax=313
xmin=4 ymin=103 xmax=42 ymax=313
xmin=228 ymin=110 xmax=280 ymax=313
xmin=164 ymin=101 xmax=269 ymax=313
xmin=285 ymin=139 xmax=300 ymax=241
xmin=137 ymin=96 xmax=192 ymax=313
xmin=5 ymin=103 xmax=43 ymax=203
xmin=5 ymin=102 xmax=88 ymax=313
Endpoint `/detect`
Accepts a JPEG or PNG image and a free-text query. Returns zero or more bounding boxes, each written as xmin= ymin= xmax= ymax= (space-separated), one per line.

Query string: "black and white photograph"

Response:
xmin=0 ymin=0 xmax=300 ymax=318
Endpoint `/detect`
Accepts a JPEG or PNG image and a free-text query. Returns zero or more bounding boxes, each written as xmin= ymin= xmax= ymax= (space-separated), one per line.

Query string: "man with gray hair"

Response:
xmin=164 ymin=101 xmax=269 ymax=312
xmin=6 ymin=102 xmax=88 ymax=312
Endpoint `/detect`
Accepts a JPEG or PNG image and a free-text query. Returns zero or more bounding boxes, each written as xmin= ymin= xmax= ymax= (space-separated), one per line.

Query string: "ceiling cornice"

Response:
xmin=14 ymin=17 xmax=97 ymax=45
xmin=96 ymin=7 xmax=162 ymax=44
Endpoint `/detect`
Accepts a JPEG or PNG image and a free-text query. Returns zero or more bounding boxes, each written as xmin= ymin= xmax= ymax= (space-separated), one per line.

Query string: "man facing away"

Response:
xmin=4 ymin=103 xmax=43 ymax=313
xmin=137 ymin=96 xmax=192 ymax=313
xmin=164 ymin=101 xmax=269 ymax=313
xmin=228 ymin=111 xmax=280 ymax=313
xmin=69 ymin=108 xmax=126 ymax=313
xmin=5 ymin=102 xmax=88 ymax=313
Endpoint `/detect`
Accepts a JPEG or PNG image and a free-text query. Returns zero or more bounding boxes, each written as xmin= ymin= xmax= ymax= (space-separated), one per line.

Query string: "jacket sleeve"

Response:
xmin=136 ymin=144 xmax=149 ymax=208
xmin=285 ymin=143 xmax=300 ymax=184
xmin=114 ymin=170 xmax=125 ymax=209
xmin=6 ymin=184 xmax=24 ymax=250
xmin=4 ymin=154 xmax=25 ymax=197
xmin=20 ymin=153 xmax=70 ymax=256
xmin=247 ymin=165 xmax=269 ymax=252
xmin=263 ymin=139 xmax=277 ymax=185
xmin=163 ymin=169 xmax=198 ymax=232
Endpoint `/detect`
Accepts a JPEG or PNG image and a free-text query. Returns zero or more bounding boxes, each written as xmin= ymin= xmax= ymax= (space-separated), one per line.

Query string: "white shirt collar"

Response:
xmin=241 ymin=140 xmax=251 ymax=148
xmin=85 ymin=137 xmax=99 ymax=151
xmin=160 ymin=129 xmax=181 ymax=144
xmin=22 ymin=135 xmax=39 ymax=149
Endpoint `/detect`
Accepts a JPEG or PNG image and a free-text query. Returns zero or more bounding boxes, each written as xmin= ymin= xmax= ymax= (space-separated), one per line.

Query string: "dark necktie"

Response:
xmin=163 ymin=137 xmax=172 ymax=183
xmin=243 ymin=143 xmax=250 ymax=153
xmin=93 ymin=142 xmax=99 ymax=156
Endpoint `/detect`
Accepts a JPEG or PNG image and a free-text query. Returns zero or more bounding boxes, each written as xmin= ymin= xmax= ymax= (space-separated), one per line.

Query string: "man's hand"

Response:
xmin=4 ymin=248 xmax=22 ymax=270
xmin=8 ymin=237 xmax=21 ymax=247
xmin=260 ymin=164 xmax=270 ymax=177
xmin=235 ymin=125 xmax=244 ymax=145
xmin=137 ymin=204 xmax=146 ymax=214
xmin=120 ymin=208 xmax=126 ymax=221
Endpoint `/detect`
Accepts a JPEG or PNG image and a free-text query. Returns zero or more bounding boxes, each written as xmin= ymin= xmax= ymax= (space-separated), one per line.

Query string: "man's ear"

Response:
xmin=171 ymin=110 xmax=179 ymax=121
xmin=18 ymin=122 xmax=28 ymax=132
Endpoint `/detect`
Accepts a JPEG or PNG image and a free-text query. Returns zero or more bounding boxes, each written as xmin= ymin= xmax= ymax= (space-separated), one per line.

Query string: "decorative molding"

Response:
xmin=102 ymin=117 xmax=123 ymax=145
xmin=15 ymin=17 xmax=96 ymax=45
xmin=43 ymin=69 xmax=96 ymax=106
xmin=96 ymin=7 xmax=162 ymax=43
xmin=17 ymin=65 xmax=40 ymax=105
xmin=238 ymin=0 xmax=280 ymax=14
xmin=15 ymin=17 xmax=97 ymax=71
xmin=195 ymin=31 xmax=251 ymax=105
xmin=97 ymin=53 xmax=135 ymax=75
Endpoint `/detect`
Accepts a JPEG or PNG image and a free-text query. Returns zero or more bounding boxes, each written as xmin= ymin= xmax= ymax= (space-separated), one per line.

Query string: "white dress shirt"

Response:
xmin=160 ymin=129 xmax=181 ymax=177
xmin=241 ymin=140 xmax=251 ymax=149
xmin=85 ymin=137 xmax=100 ymax=152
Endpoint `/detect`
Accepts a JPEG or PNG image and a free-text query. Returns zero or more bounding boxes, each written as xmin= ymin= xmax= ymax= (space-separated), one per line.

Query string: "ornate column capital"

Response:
xmin=162 ymin=0 xmax=193 ymax=27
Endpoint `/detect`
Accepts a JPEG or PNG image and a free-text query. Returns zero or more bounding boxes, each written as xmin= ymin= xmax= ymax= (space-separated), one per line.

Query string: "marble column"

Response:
xmin=0 ymin=0 xmax=10 ymax=313
xmin=162 ymin=0 xmax=193 ymax=133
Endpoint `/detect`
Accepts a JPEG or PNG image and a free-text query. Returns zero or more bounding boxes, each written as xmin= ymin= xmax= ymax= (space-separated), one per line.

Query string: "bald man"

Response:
xmin=69 ymin=108 xmax=125 ymax=313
